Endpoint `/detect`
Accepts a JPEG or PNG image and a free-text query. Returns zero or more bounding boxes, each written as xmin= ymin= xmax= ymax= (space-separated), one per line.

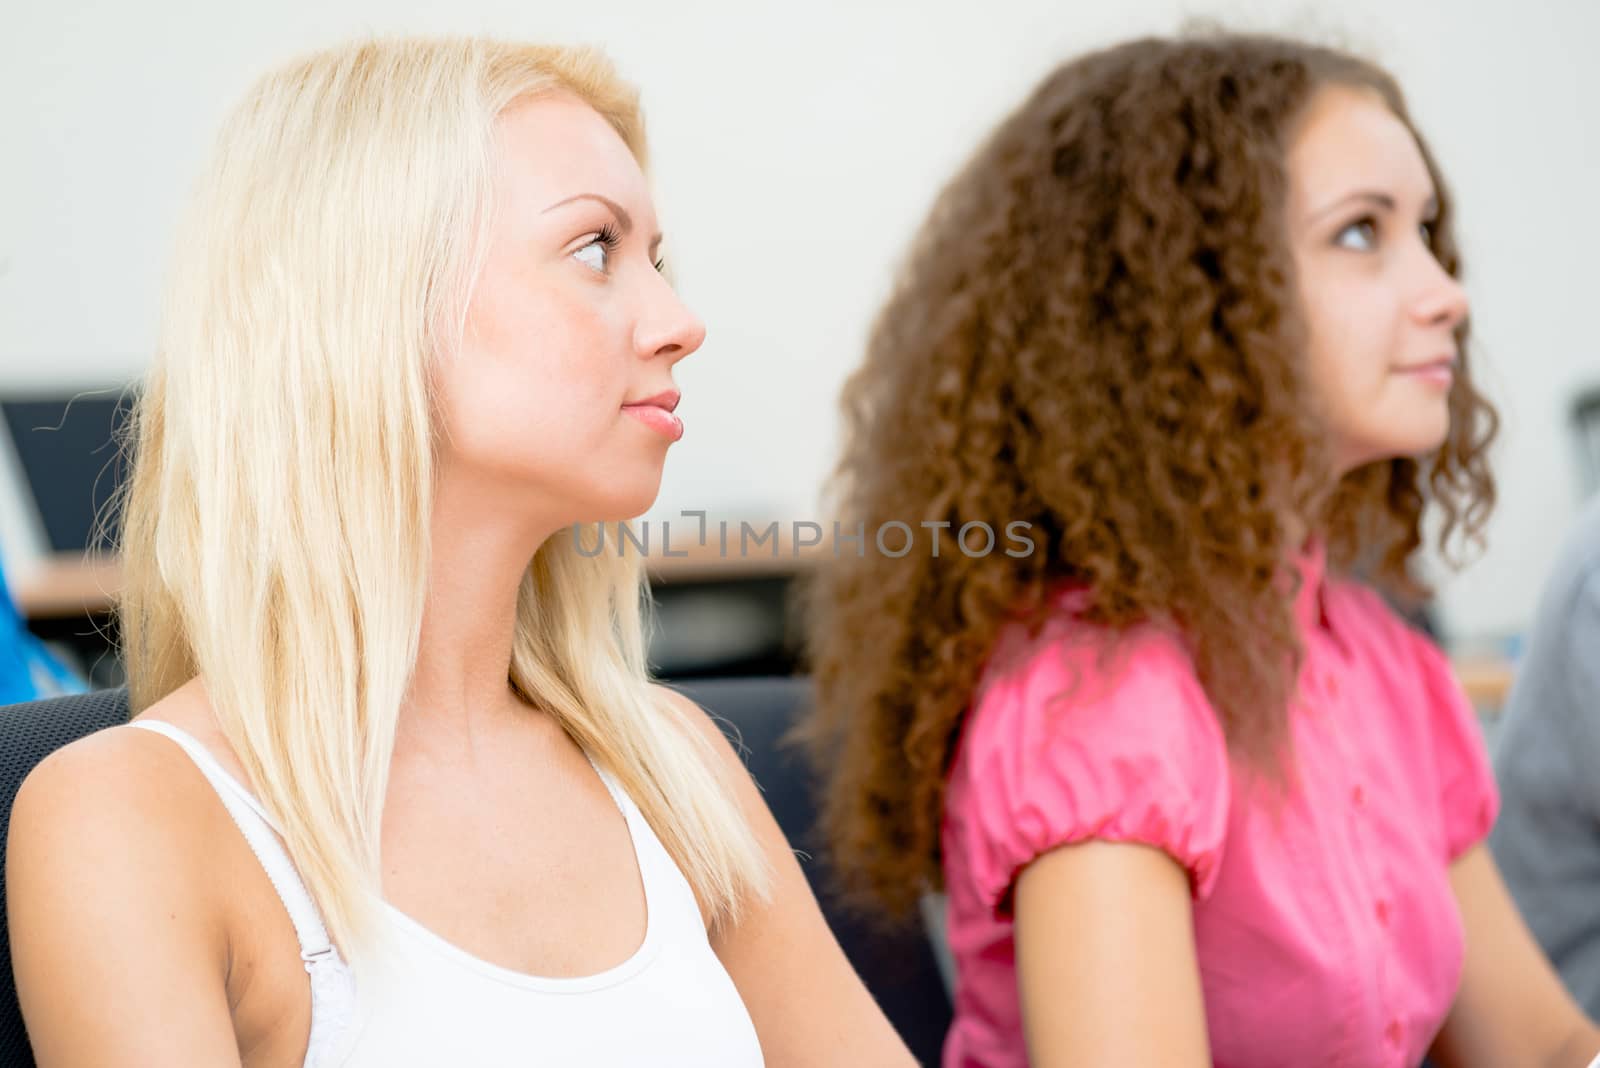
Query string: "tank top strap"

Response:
xmin=582 ymin=751 xmax=705 ymax=936
xmin=127 ymin=719 xmax=355 ymax=1065
xmin=584 ymin=750 xmax=652 ymax=826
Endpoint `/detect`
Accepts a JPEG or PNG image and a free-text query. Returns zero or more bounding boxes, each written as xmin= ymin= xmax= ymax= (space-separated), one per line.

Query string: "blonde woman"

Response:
xmin=5 ymin=37 xmax=914 ymax=1067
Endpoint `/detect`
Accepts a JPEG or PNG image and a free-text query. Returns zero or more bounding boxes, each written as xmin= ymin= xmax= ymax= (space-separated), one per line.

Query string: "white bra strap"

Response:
xmin=127 ymin=720 xmax=337 ymax=964
xmin=584 ymin=750 xmax=629 ymax=815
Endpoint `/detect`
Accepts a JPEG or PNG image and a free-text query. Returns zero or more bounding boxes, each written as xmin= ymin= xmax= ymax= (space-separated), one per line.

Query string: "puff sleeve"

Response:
xmin=946 ymin=626 xmax=1233 ymax=916
xmin=1410 ymin=628 xmax=1500 ymax=861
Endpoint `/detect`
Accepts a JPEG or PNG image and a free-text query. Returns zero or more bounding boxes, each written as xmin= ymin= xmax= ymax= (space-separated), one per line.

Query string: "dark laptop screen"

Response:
xmin=1 ymin=390 xmax=135 ymax=556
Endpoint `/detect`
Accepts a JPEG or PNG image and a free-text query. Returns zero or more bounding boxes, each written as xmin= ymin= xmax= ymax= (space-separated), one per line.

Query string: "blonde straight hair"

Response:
xmin=118 ymin=36 xmax=769 ymax=959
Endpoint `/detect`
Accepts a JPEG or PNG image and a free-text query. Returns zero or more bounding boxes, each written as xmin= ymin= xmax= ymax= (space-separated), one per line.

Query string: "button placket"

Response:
xmin=1317 ymin=643 xmax=1398 ymax=1060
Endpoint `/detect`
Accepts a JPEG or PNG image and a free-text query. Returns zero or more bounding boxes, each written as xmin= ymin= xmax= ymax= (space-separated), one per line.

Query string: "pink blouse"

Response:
xmin=941 ymin=546 xmax=1499 ymax=1067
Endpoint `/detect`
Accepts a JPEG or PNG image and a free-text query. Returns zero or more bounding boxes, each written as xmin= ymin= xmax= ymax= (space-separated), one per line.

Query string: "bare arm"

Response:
xmin=1430 ymin=844 xmax=1600 ymax=1068
xmin=1013 ymin=840 xmax=1211 ymax=1067
xmin=6 ymin=729 xmax=243 ymax=1067
xmin=658 ymin=687 xmax=916 ymax=1068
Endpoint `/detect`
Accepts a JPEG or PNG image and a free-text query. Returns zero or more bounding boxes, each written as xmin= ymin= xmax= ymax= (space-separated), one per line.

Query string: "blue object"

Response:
xmin=0 ymin=560 xmax=83 ymax=705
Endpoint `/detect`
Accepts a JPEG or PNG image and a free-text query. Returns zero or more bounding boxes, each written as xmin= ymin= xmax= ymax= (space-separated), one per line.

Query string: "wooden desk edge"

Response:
xmin=13 ymin=555 xmax=122 ymax=620
xmin=13 ymin=553 xmax=1519 ymax=712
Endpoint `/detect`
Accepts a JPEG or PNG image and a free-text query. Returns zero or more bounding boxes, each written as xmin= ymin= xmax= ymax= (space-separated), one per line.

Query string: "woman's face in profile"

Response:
xmin=1286 ymin=85 xmax=1470 ymax=475
xmin=435 ymin=93 xmax=704 ymax=526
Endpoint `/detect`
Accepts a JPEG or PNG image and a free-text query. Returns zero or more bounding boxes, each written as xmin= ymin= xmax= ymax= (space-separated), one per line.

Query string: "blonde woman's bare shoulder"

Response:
xmin=7 ymin=716 xmax=246 ymax=1061
xmin=17 ymin=676 xmax=233 ymax=831
xmin=8 ymin=676 xmax=240 ymax=958
xmin=650 ymin=682 xmax=769 ymax=789
xmin=651 ymin=683 xmax=737 ymax=755
xmin=10 ymin=697 xmax=231 ymax=901
xmin=6 ymin=696 xmax=245 ymax=1063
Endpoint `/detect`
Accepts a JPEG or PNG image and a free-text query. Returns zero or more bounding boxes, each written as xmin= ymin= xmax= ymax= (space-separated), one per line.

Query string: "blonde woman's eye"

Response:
xmin=573 ymin=222 xmax=623 ymax=275
xmin=573 ymin=241 xmax=609 ymax=273
xmin=1334 ymin=217 xmax=1379 ymax=251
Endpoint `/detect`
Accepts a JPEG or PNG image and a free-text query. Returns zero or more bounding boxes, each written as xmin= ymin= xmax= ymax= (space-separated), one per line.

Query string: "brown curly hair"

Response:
xmin=800 ymin=30 xmax=1498 ymax=917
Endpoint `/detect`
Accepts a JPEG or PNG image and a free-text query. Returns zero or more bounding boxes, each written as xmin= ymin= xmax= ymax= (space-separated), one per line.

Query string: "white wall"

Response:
xmin=2 ymin=0 xmax=1595 ymax=644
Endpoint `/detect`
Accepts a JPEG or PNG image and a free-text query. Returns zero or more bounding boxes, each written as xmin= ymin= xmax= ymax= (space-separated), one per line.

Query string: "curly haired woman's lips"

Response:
xmin=1393 ymin=354 xmax=1457 ymax=389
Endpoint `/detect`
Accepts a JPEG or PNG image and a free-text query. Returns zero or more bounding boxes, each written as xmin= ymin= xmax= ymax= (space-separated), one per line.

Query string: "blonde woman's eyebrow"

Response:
xmin=542 ymin=192 xmax=662 ymax=255
xmin=544 ymin=191 xmax=632 ymax=230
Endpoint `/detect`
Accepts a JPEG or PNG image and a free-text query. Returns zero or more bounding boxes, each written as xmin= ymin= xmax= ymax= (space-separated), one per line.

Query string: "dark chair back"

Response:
xmin=0 ymin=687 xmax=131 ymax=1067
xmin=675 ymin=677 xmax=952 ymax=1065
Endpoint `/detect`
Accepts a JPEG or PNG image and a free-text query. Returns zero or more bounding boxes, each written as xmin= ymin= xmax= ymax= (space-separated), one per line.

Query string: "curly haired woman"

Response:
xmin=804 ymin=30 xmax=1600 ymax=1068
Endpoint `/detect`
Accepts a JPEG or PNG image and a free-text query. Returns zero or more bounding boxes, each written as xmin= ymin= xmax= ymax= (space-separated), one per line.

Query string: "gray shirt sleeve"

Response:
xmin=1491 ymin=497 xmax=1600 ymax=1016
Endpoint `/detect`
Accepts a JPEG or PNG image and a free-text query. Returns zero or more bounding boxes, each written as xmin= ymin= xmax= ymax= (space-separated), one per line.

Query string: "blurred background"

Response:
xmin=1 ymin=0 xmax=1595 ymax=709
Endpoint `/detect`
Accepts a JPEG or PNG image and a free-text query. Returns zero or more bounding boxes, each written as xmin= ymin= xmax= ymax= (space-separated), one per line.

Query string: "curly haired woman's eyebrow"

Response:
xmin=1307 ymin=190 xmax=1439 ymax=224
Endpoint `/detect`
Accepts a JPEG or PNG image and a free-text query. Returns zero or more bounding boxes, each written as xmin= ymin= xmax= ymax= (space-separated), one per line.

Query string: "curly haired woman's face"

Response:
xmin=435 ymin=93 xmax=704 ymax=527
xmin=1287 ymin=86 xmax=1469 ymax=475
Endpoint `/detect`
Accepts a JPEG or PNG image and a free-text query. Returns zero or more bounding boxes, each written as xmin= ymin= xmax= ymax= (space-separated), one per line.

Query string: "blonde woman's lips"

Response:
xmin=621 ymin=402 xmax=685 ymax=441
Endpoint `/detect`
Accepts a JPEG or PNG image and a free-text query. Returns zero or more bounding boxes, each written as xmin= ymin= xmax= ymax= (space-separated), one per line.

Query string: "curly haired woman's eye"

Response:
xmin=1333 ymin=217 xmax=1379 ymax=252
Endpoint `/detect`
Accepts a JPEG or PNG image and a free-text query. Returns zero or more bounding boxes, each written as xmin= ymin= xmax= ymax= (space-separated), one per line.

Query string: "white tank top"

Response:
xmin=129 ymin=718 xmax=766 ymax=1067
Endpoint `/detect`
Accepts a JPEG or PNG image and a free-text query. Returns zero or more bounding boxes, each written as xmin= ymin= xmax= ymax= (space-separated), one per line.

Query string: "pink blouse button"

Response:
xmin=1384 ymin=1019 xmax=1403 ymax=1047
xmin=1352 ymin=784 xmax=1366 ymax=807
xmin=1376 ymin=899 xmax=1391 ymax=926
